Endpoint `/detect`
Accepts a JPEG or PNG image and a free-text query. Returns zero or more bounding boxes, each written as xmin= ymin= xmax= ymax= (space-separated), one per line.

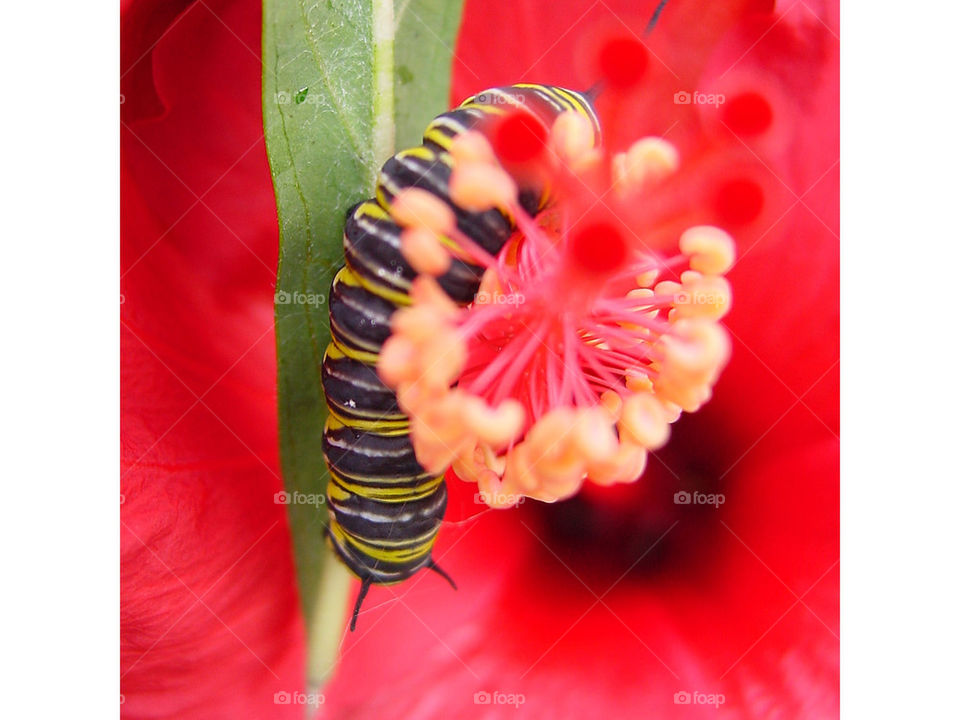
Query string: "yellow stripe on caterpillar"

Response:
xmin=329 ymin=471 xmax=443 ymax=502
xmin=325 ymin=409 xmax=410 ymax=434
xmin=331 ymin=523 xmax=437 ymax=563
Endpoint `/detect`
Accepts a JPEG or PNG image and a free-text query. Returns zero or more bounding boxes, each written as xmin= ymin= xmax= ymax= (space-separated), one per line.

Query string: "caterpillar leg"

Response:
xmin=349 ymin=578 xmax=373 ymax=632
xmin=427 ymin=558 xmax=458 ymax=591
xmin=347 ymin=565 xmax=454 ymax=632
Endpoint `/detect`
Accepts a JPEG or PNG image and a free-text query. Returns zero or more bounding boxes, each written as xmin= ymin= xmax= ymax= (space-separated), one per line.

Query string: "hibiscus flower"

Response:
xmin=121 ymin=0 xmax=838 ymax=718
xmin=121 ymin=2 xmax=303 ymax=717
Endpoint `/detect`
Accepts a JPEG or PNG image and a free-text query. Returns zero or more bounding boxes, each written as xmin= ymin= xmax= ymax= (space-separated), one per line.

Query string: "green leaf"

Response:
xmin=394 ymin=0 xmax=465 ymax=148
xmin=262 ymin=0 xmax=463 ymax=690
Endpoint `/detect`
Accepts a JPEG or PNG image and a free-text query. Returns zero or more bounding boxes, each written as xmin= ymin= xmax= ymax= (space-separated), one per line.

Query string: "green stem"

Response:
xmin=306 ymin=547 xmax=354 ymax=691
xmin=305 ymin=1 xmax=396 ymax=693
xmin=371 ymin=0 xmax=396 ymax=176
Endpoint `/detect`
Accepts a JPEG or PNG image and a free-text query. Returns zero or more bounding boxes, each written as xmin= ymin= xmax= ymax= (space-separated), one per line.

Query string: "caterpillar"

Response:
xmin=321 ymin=84 xmax=601 ymax=630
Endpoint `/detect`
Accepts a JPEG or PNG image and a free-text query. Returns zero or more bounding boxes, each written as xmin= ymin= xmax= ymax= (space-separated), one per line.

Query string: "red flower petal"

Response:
xmin=121 ymin=2 xmax=304 ymax=717
xmin=322 ymin=417 xmax=837 ymax=718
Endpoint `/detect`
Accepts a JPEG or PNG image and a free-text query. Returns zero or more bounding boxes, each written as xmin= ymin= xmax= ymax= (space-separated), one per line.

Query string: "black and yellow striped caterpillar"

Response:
xmin=321 ymin=84 xmax=600 ymax=630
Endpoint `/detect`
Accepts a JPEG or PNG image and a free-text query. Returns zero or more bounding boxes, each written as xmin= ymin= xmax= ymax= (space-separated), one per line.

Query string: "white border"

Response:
xmin=843 ymin=1 xmax=960 ymax=716
xmin=0 ymin=2 xmax=118 ymax=716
